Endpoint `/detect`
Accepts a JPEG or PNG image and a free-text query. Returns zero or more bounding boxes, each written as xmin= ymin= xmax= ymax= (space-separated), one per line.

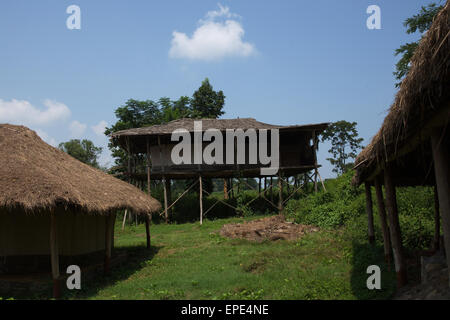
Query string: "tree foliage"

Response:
xmin=58 ymin=139 xmax=103 ymax=168
xmin=191 ymin=78 xmax=225 ymax=119
xmin=104 ymin=78 xmax=225 ymax=174
xmin=394 ymin=2 xmax=444 ymax=86
xmin=321 ymin=121 xmax=363 ymax=176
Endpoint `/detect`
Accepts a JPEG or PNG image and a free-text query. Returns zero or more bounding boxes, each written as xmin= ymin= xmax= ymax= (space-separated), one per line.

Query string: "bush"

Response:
xmin=285 ymin=170 xmax=436 ymax=252
xmin=285 ymin=171 xmax=365 ymax=229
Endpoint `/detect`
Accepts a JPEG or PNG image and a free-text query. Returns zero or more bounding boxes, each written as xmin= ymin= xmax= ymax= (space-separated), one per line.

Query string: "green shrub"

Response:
xmin=285 ymin=171 xmax=365 ymax=229
xmin=285 ymin=170 xmax=435 ymax=252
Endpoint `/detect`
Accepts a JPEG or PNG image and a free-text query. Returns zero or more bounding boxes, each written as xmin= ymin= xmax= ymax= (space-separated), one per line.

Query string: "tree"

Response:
xmin=105 ymin=78 xmax=226 ymax=182
xmin=191 ymin=78 xmax=225 ymax=119
xmin=394 ymin=2 xmax=444 ymax=87
xmin=321 ymin=121 xmax=364 ymax=176
xmin=104 ymin=99 xmax=162 ymax=169
xmin=59 ymin=139 xmax=103 ymax=168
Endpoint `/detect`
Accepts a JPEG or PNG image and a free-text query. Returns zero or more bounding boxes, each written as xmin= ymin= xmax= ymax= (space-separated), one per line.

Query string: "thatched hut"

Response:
xmin=353 ymin=2 xmax=449 ymax=288
xmin=0 ymin=124 xmax=161 ymax=297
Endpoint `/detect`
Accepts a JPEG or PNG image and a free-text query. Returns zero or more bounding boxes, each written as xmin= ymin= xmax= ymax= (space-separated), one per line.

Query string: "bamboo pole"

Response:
xmin=317 ymin=170 xmax=326 ymax=192
xmin=50 ymin=210 xmax=60 ymax=299
xmin=278 ymin=173 xmax=283 ymax=215
xmin=431 ymin=130 xmax=450 ymax=287
xmin=146 ymin=138 xmax=151 ymax=249
xmin=157 ymin=180 xmax=199 ymax=216
xmin=270 ymin=177 xmax=273 ymax=202
xmin=258 ymin=178 xmax=261 ymax=197
xmin=163 ymin=176 xmax=168 ymax=224
xmin=199 ymin=176 xmax=203 ymax=225
xmin=104 ymin=214 xmax=114 ymax=275
xmin=384 ymin=165 xmax=407 ymax=287
xmin=365 ymin=182 xmax=375 ymax=244
xmin=122 ymin=209 xmax=127 ymax=231
xmin=223 ymin=178 xmax=229 ymax=199
xmin=166 ymin=178 xmax=172 ymax=216
xmin=314 ymin=168 xmax=318 ymax=193
xmin=374 ymin=176 xmax=392 ymax=267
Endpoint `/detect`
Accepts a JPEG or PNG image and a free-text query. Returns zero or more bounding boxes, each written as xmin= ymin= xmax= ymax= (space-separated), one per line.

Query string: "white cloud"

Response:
xmin=203 ymin=3 xmax=240 ymax=21
xmin=69 ymin=120 xmax=87 ymax=138
xmin=91 ymin=120 xmax=108 ymax=137
xmin=0 ymin=99 xmax=71 ymax=126
xmin=169 ymin=4 xmax=255 ymax=61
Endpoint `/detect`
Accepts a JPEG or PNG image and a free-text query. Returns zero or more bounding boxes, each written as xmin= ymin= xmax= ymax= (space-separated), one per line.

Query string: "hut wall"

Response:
xmin=149 ymin=131 xmax=316 ymax=175
xmin=0 ymin=209 xmax=108 ymax=273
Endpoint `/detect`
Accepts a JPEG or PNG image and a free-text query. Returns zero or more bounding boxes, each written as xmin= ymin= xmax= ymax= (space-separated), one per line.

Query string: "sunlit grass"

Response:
xmin=67 ymin=215 xmax=395 ymax=300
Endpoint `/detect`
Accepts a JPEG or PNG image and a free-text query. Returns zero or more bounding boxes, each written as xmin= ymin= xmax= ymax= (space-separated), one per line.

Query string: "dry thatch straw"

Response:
xmin=0 ymin=124 xmax=161 ymax=215
xmin=353 ymin=1 xmax=450 ymax=185
xmin=111 ymin=117 xmax=329 ymax=137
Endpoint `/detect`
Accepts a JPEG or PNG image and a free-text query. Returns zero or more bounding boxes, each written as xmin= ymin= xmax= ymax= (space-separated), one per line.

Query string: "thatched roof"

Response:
xmin=0 ymin=124 xmax=161 ymax=214
xmin=110 ymin=118 xmax=329 ymax=154
xmin=111 ymin=118 xmax=329 ymax=137
xmin=353 ymin=2 xmax=450 ymax=185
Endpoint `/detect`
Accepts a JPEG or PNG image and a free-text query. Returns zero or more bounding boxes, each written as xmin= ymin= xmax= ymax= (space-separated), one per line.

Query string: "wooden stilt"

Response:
xmin=314 ymin=168 xmax=318 ymax=193
xmin=166 ymin=178 xmax=172 ymax=217
xmin=163 ymin=176 xmax=168 ymax=224
xmin=374 ymin=176 xmax=392 ymax=267
xmin=146 ymin=138 xmax=152 ymax=249
xmin=431 ymin=130 xmax=450 ymax=287
xmin=122 ymin=209 xmax=127 ymax=231
xmin=104 ymin=214 xmax=114 ymax=275
xmin=258 ymin=178 xmax=261 ymax=197
xmin=317 ymin=170 xmax=326 ymax=192
xmin=270 ymin=177 xmax=274 ymax=202
xmin=223 ymin=178 xmax=229 ymax=199
xmin=111 ymin=213 xmax=116 ymax=251
xmin=199 ymin=176 xmax=203 ymax=225
xmin=365 ymin=182 xmax=375 ymax=244
xmin=50 ymin=210 xmax=60 ymax=299
xmin=278 ymin=173 xmax=283 ymax=215
xmin=384 ymin=166 xmax=407 ymax=287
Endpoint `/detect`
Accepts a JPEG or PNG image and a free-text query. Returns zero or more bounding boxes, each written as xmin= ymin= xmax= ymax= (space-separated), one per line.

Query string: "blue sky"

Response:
xmin=0 ymin=0 xmax=435 ymax=177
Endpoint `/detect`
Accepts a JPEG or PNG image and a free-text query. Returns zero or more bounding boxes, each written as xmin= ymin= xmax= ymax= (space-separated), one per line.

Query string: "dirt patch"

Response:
xmin=219 ymin=215 xmax=319 ymax=242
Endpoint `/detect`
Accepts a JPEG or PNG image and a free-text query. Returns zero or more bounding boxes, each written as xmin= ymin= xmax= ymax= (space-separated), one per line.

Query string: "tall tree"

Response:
xmin=105 ymin=78 xmax=225 ymax=183
xmin=394 ymin=2 xmax=444 ymax=87
xmin=104 ymin=99 xmax=162 ymax=169
xmin=191 ymin=78 xmax=225 ymax=119
xmin=321 ymin=121 xmax=364 ymax=176
xmin=59 ymin=139 xmax=103 ymax=168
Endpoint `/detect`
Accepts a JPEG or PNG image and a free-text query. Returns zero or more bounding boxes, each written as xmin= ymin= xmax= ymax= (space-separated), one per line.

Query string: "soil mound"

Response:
xmin=219 ymin=215 xmax=319 ymax=242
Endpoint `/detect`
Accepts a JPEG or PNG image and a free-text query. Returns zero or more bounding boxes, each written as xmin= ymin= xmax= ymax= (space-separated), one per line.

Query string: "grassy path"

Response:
xmin=69 ymin=215 xmax=395 ymax=300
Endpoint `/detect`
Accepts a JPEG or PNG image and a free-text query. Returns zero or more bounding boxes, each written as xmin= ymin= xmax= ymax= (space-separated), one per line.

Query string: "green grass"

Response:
xmin=66 ymin=215 xmax=396 ymax=300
